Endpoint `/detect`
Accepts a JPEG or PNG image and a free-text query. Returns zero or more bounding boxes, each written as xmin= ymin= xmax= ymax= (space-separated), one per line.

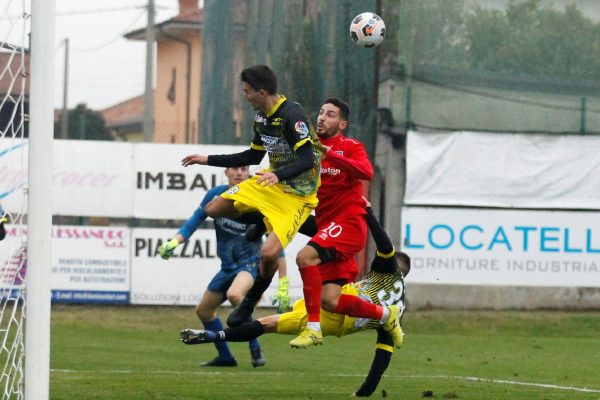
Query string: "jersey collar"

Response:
xmin=266 ymin=95 xmax=286 ymax=117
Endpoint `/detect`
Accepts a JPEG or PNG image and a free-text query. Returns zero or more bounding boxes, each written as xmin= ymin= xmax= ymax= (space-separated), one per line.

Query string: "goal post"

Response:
xmin=25 ymin=0 xmax=55 ymax=399
xmin=1 ymin=0 xmax=55 ymax=399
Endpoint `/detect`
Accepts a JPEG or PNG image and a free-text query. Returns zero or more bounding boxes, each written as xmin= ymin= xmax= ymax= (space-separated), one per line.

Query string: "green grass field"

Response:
xmin=48 ymin=305 xmax=600 ymax=400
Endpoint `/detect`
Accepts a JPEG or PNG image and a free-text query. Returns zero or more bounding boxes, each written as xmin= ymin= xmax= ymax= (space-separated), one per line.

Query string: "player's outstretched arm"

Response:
xmin=365 ymin=205 xmax=394 ymax=256
xmin=183 ymin=148 xmax=265 ymax=168
xmin=354 ymin=328 xmax=394 ymax=397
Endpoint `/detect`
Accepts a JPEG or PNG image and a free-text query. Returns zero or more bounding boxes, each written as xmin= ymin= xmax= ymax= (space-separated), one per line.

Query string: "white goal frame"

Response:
xmin=25 ymin=0 xmax=55 ymax=399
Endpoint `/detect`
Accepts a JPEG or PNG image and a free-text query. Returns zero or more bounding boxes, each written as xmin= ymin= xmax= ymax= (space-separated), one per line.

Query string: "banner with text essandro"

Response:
xmin=401 ymin=207 xmax=600 ymax=287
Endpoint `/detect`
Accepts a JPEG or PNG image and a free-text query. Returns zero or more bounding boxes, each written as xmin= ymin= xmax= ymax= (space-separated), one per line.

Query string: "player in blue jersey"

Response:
xmin=159 ymin=166 xmax=289 ymax=368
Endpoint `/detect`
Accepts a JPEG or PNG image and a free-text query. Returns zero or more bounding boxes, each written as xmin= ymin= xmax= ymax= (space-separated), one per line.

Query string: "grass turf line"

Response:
xmin=47 ymin=305 xmax=600 ymax=400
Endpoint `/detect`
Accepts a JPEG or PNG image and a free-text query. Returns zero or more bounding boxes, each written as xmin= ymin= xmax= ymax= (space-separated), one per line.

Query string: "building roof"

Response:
xmin=100 ymin=95 xmax=145 ymax=129
xmin=0 ymin=50 xmax=29 ymax=96
xmin=124 ymin=5 xmax=203 ymax=41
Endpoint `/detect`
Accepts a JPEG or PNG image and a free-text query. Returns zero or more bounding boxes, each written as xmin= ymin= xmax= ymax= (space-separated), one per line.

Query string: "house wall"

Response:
xmin=154 ymin=31 xmax=202 ymax=144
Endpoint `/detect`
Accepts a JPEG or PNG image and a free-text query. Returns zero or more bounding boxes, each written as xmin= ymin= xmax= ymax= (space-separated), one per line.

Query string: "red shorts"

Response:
xmin=310 ymin=214 xmax=367 ymax=283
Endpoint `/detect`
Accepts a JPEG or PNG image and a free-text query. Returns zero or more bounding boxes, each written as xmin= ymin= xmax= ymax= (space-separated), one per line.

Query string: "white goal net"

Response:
xmin=0 ymin=1 xmax=30 ymax=399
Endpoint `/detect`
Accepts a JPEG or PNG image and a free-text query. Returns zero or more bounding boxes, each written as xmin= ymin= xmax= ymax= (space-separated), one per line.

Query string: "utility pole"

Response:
xmin=143 ymin=0 xmax=155 ymax=142
xmin=61 ymin=37 xmax=69 ymax=139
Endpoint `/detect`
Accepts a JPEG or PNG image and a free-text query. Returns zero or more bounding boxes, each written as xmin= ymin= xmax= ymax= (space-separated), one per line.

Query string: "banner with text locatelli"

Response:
xmin=51 ymin=225 xmax=130 ymax=303
xmin=401 ymin=207 xmax=600 ymax=287
xmin=130 ymin=227 xmax=307 ymax=306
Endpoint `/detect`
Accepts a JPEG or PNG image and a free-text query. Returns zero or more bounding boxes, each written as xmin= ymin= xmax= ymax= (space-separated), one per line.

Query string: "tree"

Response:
xmin=384 ymin=0 xmax=600 ymax=81
xmin=462 ymin=0 xmax=600 ymax=80
xmin=54 ymin=103 xmax=112 ymax=141
xmin=385 ymin=0 xmax=468 ymax=71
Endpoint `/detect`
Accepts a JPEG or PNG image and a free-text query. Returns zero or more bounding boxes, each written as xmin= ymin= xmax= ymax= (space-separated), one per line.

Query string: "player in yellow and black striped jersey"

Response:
xmin=181 ymin=203 xmax=411 ymax=397
xmin=181 ymin=65 xmax=324 ymax=330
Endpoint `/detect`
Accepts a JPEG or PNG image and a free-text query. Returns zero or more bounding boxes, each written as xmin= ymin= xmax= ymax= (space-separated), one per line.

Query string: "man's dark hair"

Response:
xmin=241 ymin=65 xmax=277 ymax=94
xmin=324 ymin=97 xmax=350 ymax=121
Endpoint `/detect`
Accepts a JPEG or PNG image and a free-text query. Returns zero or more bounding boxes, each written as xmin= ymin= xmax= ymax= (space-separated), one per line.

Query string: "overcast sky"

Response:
xmin=3 ymin=0 xmax=598 ymax=111
xmin=54 ymin=1 xmax=180 ymax=110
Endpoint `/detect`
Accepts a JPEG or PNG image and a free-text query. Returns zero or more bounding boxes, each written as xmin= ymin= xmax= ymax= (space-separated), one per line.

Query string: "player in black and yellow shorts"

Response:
xmin=181 ymin=65 xmax=324 ymax=328
xmin=181 ymin=203 xmax=411 ymax=397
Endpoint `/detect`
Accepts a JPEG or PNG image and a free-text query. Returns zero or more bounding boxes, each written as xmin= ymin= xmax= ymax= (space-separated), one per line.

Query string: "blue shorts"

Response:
xmin=207 ymin=261 xmax=259 ymax=293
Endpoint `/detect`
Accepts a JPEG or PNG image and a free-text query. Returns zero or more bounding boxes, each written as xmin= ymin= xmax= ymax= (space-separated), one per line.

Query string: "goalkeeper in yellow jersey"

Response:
xmin=181 ymin=201 xmax=410 ymax=397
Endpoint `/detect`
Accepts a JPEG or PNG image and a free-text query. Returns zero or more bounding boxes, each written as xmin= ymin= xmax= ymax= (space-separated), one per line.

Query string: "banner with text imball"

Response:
xmin=0 ymin=139 xmax=259 ymax=219
xmin=401 ymin=207 xmax=600 ymax=287
xmin=132 ymin=143 xmax=249 ymax=220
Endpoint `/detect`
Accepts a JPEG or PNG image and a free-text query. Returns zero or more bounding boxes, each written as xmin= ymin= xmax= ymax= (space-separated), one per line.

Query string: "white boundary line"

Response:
xmin=51 ymin=369 xmax=600 ymax=393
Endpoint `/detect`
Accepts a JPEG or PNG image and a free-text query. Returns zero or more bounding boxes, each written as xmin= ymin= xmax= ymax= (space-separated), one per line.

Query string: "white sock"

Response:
xmin=307 ymin=321 xmax=321 ymax=332
xmin=380 ymin=307 xmax=390 ymax=323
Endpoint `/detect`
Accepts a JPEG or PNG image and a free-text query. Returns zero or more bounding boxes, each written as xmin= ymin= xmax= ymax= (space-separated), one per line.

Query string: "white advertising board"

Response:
xmin=401 ymin=207 xmax=600 ymax=287
xmin=132 ymin=143 xmax=252 ymax=219
xmin=0 ymin=139 xmax=261 ymax=219
xmin=0 ymin=224 xmax=130 ymax=303
xmin=51 ymin=225 xmax=130 ymax=303
xmin=54 ymin=141 xmax=134 ymax=217
xmin=130 ymin=227 xmax=307 ymax=306
xmin=406 ymin=130 xmax=600 ymax=209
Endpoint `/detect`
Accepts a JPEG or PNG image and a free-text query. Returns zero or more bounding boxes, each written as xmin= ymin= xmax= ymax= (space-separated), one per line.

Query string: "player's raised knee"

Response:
xmin=227 ymin=291 xmax=244 ymax=306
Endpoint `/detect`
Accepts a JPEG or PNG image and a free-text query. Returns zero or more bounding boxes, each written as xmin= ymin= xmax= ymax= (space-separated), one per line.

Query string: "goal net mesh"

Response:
xmin=0 ymin=0 xmax=30 ymax=398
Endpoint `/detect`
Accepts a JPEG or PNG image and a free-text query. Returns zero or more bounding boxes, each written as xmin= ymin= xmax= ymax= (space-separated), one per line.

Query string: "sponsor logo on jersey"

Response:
xmin=321 ymin=167 xmax=341 ymax=175
xmin=335 ymin=150 xmax=344 ymax=155
xmin=271 ymin=118 xmax=283 ymax=126
xmin=260 ymin=134 xmax=290 ymax=154
xmin=255 ymin=115 xmax=266 ymax=125
xmin=294 ymin=121 xmax=310 ymax=138
xmin=226 ymin=186 xmax=240 ymax=195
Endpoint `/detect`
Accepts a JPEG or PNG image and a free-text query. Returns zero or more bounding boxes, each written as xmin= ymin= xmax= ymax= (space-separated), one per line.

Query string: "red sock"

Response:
xmin=299 ymin=266 xmax=322 ymax=322
xmin=334 ymin=294 xmax=384 ymax=320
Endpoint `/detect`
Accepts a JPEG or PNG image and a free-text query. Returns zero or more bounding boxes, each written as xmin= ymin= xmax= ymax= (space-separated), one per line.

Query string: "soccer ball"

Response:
xmin=349 ymin=12 xmax=385 ymax=48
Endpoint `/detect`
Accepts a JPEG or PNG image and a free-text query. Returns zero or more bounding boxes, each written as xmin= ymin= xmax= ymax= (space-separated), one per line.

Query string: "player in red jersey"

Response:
xmin=289 ymin=98 xmax=402 ymax=349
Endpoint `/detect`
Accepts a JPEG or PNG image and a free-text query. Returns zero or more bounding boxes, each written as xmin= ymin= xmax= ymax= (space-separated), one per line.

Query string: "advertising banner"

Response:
xmin=0 ymin=224 xmax=130 ymax=303
xmin=0 ymin=139 xmax=259 ymax=219
xmin=402 ymin=207 xmax=600 ymax=287
xmin=130 ymin=227 xmax=307 ymax=306
xmin=51 ymin=225 xmax=130 ymax=303
xmin=132 ymin=143 xmax=248 ymax=220
xmin=405 ymin=130 xmax=600 ymax=210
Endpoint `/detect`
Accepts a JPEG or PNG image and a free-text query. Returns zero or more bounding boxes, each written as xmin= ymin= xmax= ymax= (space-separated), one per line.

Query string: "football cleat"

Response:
xmin=200 ymin=356 xmax=237 ymax=367
xmin=382 ymin=305 xmax=404 ymax=348
xmin=250 ymin=347 xmax=266 ymax=368
xmin=289 ymin=327 xmax=323 ymax=348
xmin=180 ymin=329 xmax=215 ymax=345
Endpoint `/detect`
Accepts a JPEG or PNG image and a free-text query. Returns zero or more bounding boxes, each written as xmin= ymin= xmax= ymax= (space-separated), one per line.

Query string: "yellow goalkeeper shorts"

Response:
xmin=276 ymin=296 xmax=358 ymax=338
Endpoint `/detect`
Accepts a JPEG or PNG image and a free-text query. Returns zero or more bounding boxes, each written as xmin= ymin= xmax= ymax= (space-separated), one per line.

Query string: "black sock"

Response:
xmin=222 ymin=321 xmax=265 ymax=342
xmin=246 ymin=274 xmax=273 ymax=301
